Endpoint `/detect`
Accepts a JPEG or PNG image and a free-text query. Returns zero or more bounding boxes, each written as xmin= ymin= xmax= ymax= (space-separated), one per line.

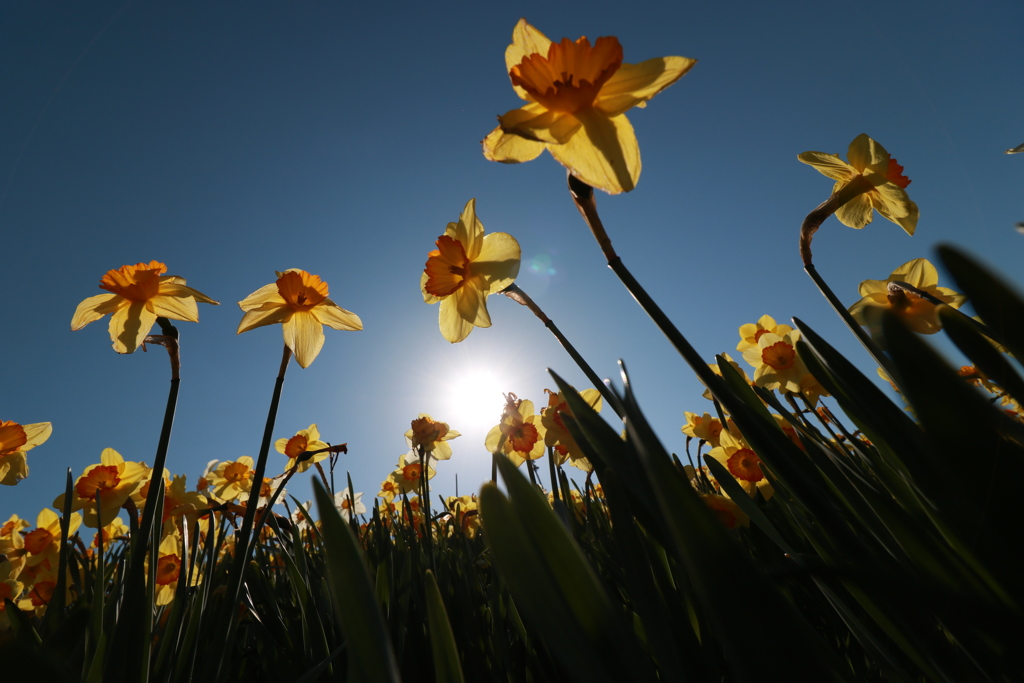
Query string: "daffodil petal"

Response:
xmin=238 ymin=283 xmax=286 ymax=312
xmin=834 ymin=194 xmax=873 ymax=229
xmin=874 ymin=195 xmax=918 ymax=236
xmin=796 ymin=152 xmax=855 ymax=182
xmin=892 ymin=258 xmax=937 ymax=288
xmin=237 ymin=306 xmax=291 ymax=334
xmin=505 ymin=19 xmax=552 ymax=100
xmin=847 ymin=133 xmax=888 ymax=172
xmin=857 ymin=278 xmax=889 ymax=297
xmin=160 ymin=281 xmax=219 ymax=305
xmin=499 ymin=106 xmax=582 ymax=145
xmin=149 ymin=293 xmax=200 ymax=323
xmin=316 ymin=299 xmax=363 ymax=331
xmin=475 ymin=232 xmax=521 ymax=294
xmin=71 ymin=293 xmax=122 ymax=331
xmin=100 ymin=448 xmax=124 ymax=466
xmin=548 ymin=110 xmax=639 ymax=194
xmin=109 ymin=300 xmax=157 ymax=353
xmin=596 ymin=56 xmax=697 ymax=117
xmin=283 ymin=310 xmax=324 ymax=368
xmin=0 ymin=452 xmax=27 ymax=486
xmin=438 ymin=297 xmax=473 ymax=343
xmin=20 ymin=423 xmax=52 ymax=451
xmin=455 ymin=277 xmax=491 ymax=328
xmin=454 ymin=199 xmax=484 ymax=261
xmin=421 ymin=271 xmax=440 ymax=304
xmin=482 ymin=126 xmax=545 ymax=163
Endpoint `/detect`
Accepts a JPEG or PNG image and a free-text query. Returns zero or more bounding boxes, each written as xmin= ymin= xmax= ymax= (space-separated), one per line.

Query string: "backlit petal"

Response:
xmin=71 ymin=293 xmax=122 ymax=331
xmin=238 ymin=283 xmax=286 ymax=312
xmin=149 ymin=293 xmax=200 ymax=323
xmin=455 ymin=278 xmax=491 ymax=328
xmin=874 ymin=195 xmax=918 ymax=236
xmin=834 ymin=194 xmax=873 ymax=229
xmin=847 ymin=133 xmax=888 ymax=173
xmin=505 ymin=19 xmax=553 ymax=100
xmin=283 ymin=310 xmax=325 ymax=368
xmin=892 ymin=258 xmax=937 ymax=288
xmin=159 ymin=281 xmax=219 ymax=305
xmin=109 ymin=300 xmax=158 ymax=353
xmin=421 ymin=272 xmax=440 ymax=304
xmin=20 ymin=423 xmax=52 ymax=451
xmin=0 ymin=452 xmax=27 ymax=486
xmin=237 ymin=306 xmax=290 ymax=334
xmin=438 ymin=297 xmax=473 ymax=343
xmin=796 ymin=152 xmax=855 ymax=182
xmin=499 ymin=106 xmax=582 ymax=145
xmin=596 ymin=56 xmax=696 ymax=117
xmin=475 ymin=232 xmax=521 ymax=294
xmin=315 ymin=299 xmax=363 ymax=331
xmin=453 ymin=199 xmax=484 ymax=261
xmin=548 ymin=110 xmax=639 ymax=194
xmin=99 ymin=448 xmax=124 ymax=466
xmin=482 ymin=127 xmax=545 ymax=163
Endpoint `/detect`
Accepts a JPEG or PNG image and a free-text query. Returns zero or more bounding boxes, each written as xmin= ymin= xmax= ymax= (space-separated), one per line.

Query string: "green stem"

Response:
xmin=418 ymin=445 xmax=434 ymax=569
xmin=502 ymin=283 xmax=622 ymax=419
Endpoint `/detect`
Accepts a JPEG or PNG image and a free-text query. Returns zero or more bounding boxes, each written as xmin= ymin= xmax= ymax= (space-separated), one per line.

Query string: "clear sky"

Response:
xmin=2 ymin=0 xmax=1022 ymax=517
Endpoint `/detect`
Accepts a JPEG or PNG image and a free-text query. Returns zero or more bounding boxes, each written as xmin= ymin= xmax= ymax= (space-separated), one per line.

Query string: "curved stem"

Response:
xmin=502 ymin=282 xmax=622 ymax=419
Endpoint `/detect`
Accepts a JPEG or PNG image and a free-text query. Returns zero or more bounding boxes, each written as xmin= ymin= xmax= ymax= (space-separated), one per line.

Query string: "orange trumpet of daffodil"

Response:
xmin=71 ymin=261 xmax=218 ymax=354
xmin=421 ymin=199 xmax=520 ymax=343
xmin=237 ymin=269 xmax=362 ymax=368
xmin=798 ymin=134 xmax=918 ymax=234
xmin=483 ymin=18 xmax=696 ymax=194
xmin=0 ymin=420 xmax=51 ymax=486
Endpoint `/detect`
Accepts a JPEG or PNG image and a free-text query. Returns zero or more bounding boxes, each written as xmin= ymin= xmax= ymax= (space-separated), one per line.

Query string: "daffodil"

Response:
xmin=237 ymin=269 xmax=362 ymax=368
xmin=541 ymin=387 xmax=601 ymax=465
xmin=736 ymin=315 xmax=794 ymax=355
xmin=333 ymin=488 xmax=366 ymax=522
xmin=149 ymin=532 xmax=184 ymax=606
xmin=848 ymin=258 xmax=966 ymax=334
xmin=681 ymin=412 xmax=725 ymax=449
xmin=484 ymin=18 xmax=696 ymax=194
xmin=405 ymin=414 xmax=460 ymax=460
xmin=55 ymin=448 xmax=148 ymax=528
xmin=485 ymin=395 xmax=546 ymax=466
xmin=206 ymin=456 xmax=255 ymax=502
xmin=0 ymin=420 xmax=51 ymax=486
xmin=71 ymin=261 xmax=218 ymax=354
xmin=707 ymin=429 xmax=773 ymax=500
xmin=741 ymin=329 xmax=829 ymax=404
xmin=700 ymin=494 xmax=749 ymax=529
xmin=390 ymin=451 xmax=435 ymax=495
xmin=275 ymin=424 xmax=330 ymax=474
xmin=798 ymin=134 xmax=918 ymax=234
xmin=421 ymin=199 xmax=521 ymax=343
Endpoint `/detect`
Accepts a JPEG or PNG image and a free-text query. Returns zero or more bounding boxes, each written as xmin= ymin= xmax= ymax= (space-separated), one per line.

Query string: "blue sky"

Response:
xmin=2 ymin=0 xmax=1022 ymax=518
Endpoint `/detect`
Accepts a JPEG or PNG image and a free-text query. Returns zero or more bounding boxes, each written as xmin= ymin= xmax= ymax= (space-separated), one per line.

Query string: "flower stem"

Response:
xmin=502 ymin=282 xmax=622 ymax=419
xmin=418 ymin=445 xmax=435 ymax=569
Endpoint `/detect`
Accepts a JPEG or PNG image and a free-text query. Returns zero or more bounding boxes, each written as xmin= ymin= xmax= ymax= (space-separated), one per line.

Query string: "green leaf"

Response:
xmin=424 ymin=570 xmax=465 ymax=683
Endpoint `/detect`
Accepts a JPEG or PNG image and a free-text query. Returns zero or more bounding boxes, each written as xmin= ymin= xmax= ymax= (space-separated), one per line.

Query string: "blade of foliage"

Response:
xmin=424 ymin=569 xmax=466 ymax=683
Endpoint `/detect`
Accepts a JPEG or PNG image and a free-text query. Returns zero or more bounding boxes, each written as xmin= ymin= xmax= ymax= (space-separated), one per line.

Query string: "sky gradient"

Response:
xmin=3 ymin=1 xmax=1022 ymax=517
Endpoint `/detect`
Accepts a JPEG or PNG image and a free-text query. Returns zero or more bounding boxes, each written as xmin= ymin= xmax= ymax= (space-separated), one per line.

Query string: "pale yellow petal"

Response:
xmin=455 ymin=277 xmax=491 ymax=328
xmin=159 ymin=281 xmax=219 ymax=305
xmin=238 ymin=283 xmax=286 ymax=312
xmin=148 ymin=293 xmax=200 ymax=323
xmin=71 ymin=293 xmax=123 ymax=331
xmin=421 ymin=271 xmax=440 ymax=304
xmin=482 ymin=126 xmax=545 ymax=163
xmin=847 ymin=134 xmax=888 ymax=173
xmin=595 ymin=56 xmax=697 ymax=117
xmin=109 ymin=300 xmax=157 ymax=353
xmin=100 ymin=448 xmax=124 ymax=466
xmin=475 ymin=232 xmax=521 ymax=294
xmin=282 ymin=311 xmax=324 ymax=368
xmin=547 ymin=110 xmax=639 ymax=194
xmin=484 ymin=424 xmax=504 ymax=452
xmin=834 ymin=194 xmax=873 ymax=229
xmin=892 ymin=259 xmax=937 ymax=288
xmin=454 ymin=198 xmax=484 ymax=261
xmin=19 ymin=422 xmax=52 ymax=451
xmin=796 ymin=152 xmax=856 ymax=182
xmin=499 ymin=105 xmax=582 ymax=145
xmin=857 ymin=278 xmax=890 ymax=297
xmin=315 ymin=299 xmax=363 ymax=331
xmin=438 ymin=296 xmax=473 ymax=343
xmin=237 ymin=306 xmax=290 ymax=334
xmin=505 ymin=19 xmax=552 ymax=100
xmin=874 ymin=196 xmax=918 ymax=236
xmin=0 ymin=452 xmax=27 ymax=486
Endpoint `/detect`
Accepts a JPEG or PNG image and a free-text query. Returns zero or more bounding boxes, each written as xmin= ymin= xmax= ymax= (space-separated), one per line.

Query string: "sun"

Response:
xmin=443 ymin=369 xmax=509 ymax=433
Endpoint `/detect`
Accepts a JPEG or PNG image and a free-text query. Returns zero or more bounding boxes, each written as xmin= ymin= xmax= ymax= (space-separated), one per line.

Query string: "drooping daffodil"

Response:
xmin=72 ymin=261 xmax=218 ymax=354
xmin=237 ymin=269 xmax=362 ymax=368
xmin=421 ymin=199 xmax=520 ymax=343
xmin=484 ymin=18 xmax=696 ymax=194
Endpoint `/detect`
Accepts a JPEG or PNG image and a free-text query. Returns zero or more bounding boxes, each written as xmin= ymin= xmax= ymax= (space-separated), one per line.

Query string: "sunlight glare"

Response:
xmin=444 ymin=369 xmax=508 ymax=433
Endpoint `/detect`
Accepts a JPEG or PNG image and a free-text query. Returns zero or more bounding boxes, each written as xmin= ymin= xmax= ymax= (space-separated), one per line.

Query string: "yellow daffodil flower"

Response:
xmin=405 ymin=414 xmax=460 ymax=460
xmin=72 ymin=261 xmax=218 ymax=353
xmin=681 ymin=412 xmax=725 ymax=449
xmin=798 ymin=134 xmax=918 ymax=234
xmin=237 ymin=269 xmax=362 ymax=368
xmin=149 ymin=532 xmax=184 ymax=606
xmin=541 ymin=387 xmax=601 ymax=465
xmin=390 ymin=451 xmax=436 ymax=495
xmin=707 ymin=429 xmax=773 ymax=501
xmin=848 ymin=258 xmax=966 ymax=335
xmin=485 ymin=395 xmax=546 ymax=466
xmin=700 ymin=494 xmax=749 ymax=529
xmin=206 ymin=456 xmax=255 ymax=502
xmin=421 ymin=199 xmax=521 ymax=343
xmin=55 ymin=448 xmax=148 ymax=528
xmin=736 ymin=315 xmax=794 ymax=355
xmin=0 ymin=420 xmax=51 ymax=486
xmin=484 ymin=19 xmax=696 ymax=194
xmin=275 ymin=424 xmax=330 ymax=474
